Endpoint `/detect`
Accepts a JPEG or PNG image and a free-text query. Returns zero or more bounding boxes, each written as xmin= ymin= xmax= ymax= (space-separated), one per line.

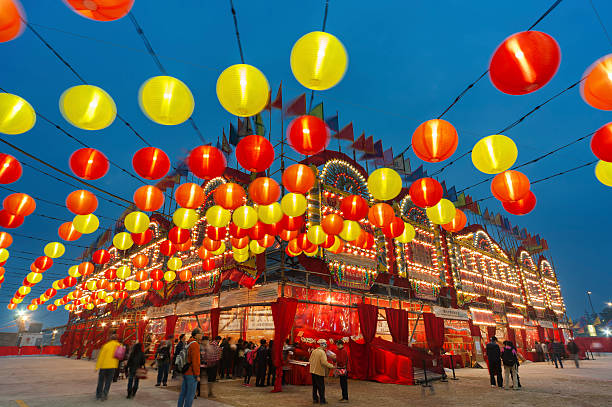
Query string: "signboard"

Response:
xmin=247 ymin=307 xmax=275 ymax=330
xmin=220 ymin=289 xmax=250 ymax=308
xmin=538 ymin=320 xmax=554 ymax=329
xmin=470 ymin=308 xmax=496 ymax=326
xmin=251 ymin=283 xmax=279 ymax=303
xmin=219 ymin=283 xmax=279 ymax=308
xmin=376 ymin=319 xmax=390 ymax=335
xmin=433 ymin=306 xmax=469 ymax=321
xmin=146 ymin=304 xmax=176 ymax=319
xmin=175 ymin=296 xmax=216 ymax=315
xmin=506 ymin=313 xmax=525 ymax=329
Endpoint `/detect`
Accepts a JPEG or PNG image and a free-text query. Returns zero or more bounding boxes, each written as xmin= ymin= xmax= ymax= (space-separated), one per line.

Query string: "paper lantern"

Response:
xmin=234 ymin=251 xmax=250 ymax=262
xmin=248 ymin=222 xmax=267 ymax=240
xmin=188 ymin=145 xmax=226 ymax=180
xmin=205 ymin=206 xmax=230 ymax=228
xmin=133 ymin=185 xmax=164 ymax=212
xmin=124 ymin=280 xmax=139 ymax=291
xmin=77 ymin=262 xmax=94 ymax=276
xmin=286 ymin=245 xmax=301 ymax=257
xmin=367 ymin=203 xmax=394 ymax=228
xmin=340 ymin=195 xmax=368 ymax=221
xmin=442 ymin=209 xmax=467 ymax=233
xmin=139 ymin=76 xmax=194 ymax=125
xmin=491 ymin=170 xmax=530 ymax=202
xmin=18 ymin=285 xmax=30 ymax=295
xmin=581 ymin=55 xmax=612 ymax=110
xmin=27 ymin=304 xmax=38 ymax=311
xmin=202 ymin=258 xmax=216 ymax=271
xmin=179 ymin=269 xmax=192 ymax=282
xmin=321 ymin=213 xmax=344 ymax=235
xmin=230 ymin=236 xmax=249 ymax=250
xmin=472 ymin=135 xmax=518 ymax=174
xmin=258 ymin=202 xmax=283 ymax=224
xmin=306 ymin=225 xmax=327 ymax=245
xmin=175 ymin=183 xmax=205 ymax=209
xmin=113 ymin=232 xmax=133 ymax=250
xmin=44 ymin=242 xmax=65 ymax=258
xmin=216 ymin=64 xmax=269 ymax=117
xmin=173 ymin=208 xmax=199 ymax=229
xmin=205 ymin=226 xmax=226 ymax=241
xmin=65 ymin=0 xmax=133 ymax=21
xmin=236 ymin=134 xmax=274 ymax=172
xmin=249 ymin=177 xmax=280 ymax=205
xmin=116 ymin=265 xmax=131 ymax=279
xmin=591 ymin=122 xmax=612 ymax=162
xmin=66 ymin=190 xmax=97 ymax=215
xmin=426 ymin=199 xmax=456 ymax=224
xmin=175 ymin=239 xmax=191 ymax=251
xmin=7 ymin=303 xmax=16 ymax=310
xmin=0 ymin=92 xmax=35 ymax=134
xmin=339 ymin=220 xmax=361 ymax=241
xmin=282 ymin=164 xmax=315 ymax=194
xmin=47 ymin=304 xmax=57 ymax=311
xmin=96 ymin=279 xmax=108 ymax=290
xmin=69 ymin=148 xmax=109 ymax=180
xmin=169 ymin=227 xmax=190 ymax=245
xmin=258 ymin=234 xmax=274 ymax=248
xmin=124 ymin=211 xmax=150 ymax=234
xmin=0 ymin=231 xmax=12 ymax=249
xmin=167 ymin=257 xmax=182 ymax=271
xmin=489 ymin=31 xmax=560 ymax=95
xmin=104 ymin=294 xmax=115 ymax=303
xmin=160 ymin=240 xmax=176 ymax=256
xmin=503 ymin=191 xmax=537 ymax=215
xmin=86 ymin=279 xmax=97 ymax=291
xmin=3 ymin=193 xmax=35 ymax=216
xmin=290 ymin=31 xmax=348 ymax=90
xmin=328 ymin=236 xmax=344 ymax=254
xmin=281 ymin=193 xmax=307 ymax=217
xmin=69 ymin=265 xmax=82 ymax=278
xmin=34 ymin=255 xmax=52 ymax=270
xmin=131 ymin=229 xmax=153 ymax=246
xmin=132 ymin=147 xmax=170 ymax=180
xmin=320 ymin=234 xmax=336 ymax=249
xmin=0 ymin=0 xmax=24 ymax=43
xmin=58 ymin=222 xmax=81 ymax=241
xmin=395 ymin=222 xmax=416 ymax=243
xmin=26 ymin=272 xmax=42 ymax=284
xmin=355 ymin=231 xmax=375 ymax=250
xmin=60 ymin=85 xmax=116 ymax=130
xmin=279 ymin=229 xmax=298 ymax=241
xmin=287 ymin=115 xmax=329 ymax=155
xmin=249 ymin=240 xmax=266 ymax=254
xmin=0 ymin=153 xmax=21 ymax=184
xmin=412 ymin=119 xmax=458 ymax=163
xmin=279 ymin=215 xmax=304 ymax=231
xmin=595 ymin=160 xmax=612 ymax=186
xmin=132 ymin=254 xmax=148 ymax=269
xmin=0 ymin=209 xmax=23 ymax=228
xmin=304 ymin=246 xmax=318 ymax=257
xmin=409 ymin=178 xmax=443 ymax=208
xmin=151 ymin=280 xmax=164 ymax=290
xmin=382 ymin=217 xmax=405 ymax=239
xmin=150 ymin=269 xmax=163 ymax=281
xmin=214 ymin=183 xmax=246 ymax=210
xmin=163 ymin=271 xmax=176 ymax=282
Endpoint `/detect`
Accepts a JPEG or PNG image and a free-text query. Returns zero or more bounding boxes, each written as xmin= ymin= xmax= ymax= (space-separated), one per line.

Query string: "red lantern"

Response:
xmin=3 ymin=193 xmax=35 ymax=216
xmin=0 ymin=266 xmax=4 ymax=277
xmin=63 ymin=276 xmax=77 ymax=287
xmin=321 ymin=214 xmax=344 ymax=235
xmin=140 ymin=280 xmax=152 ymax=291
xmin=77 ymin=262 xmax=94 ymax=276
xmin=263 ymin=222 xmax=280 ymax=236
xmin=236 ymin=134 xmax=275 ymax=172
xmin=188 ymin=145 xmax=226 ymax=180
xmin=96 ymin=279 xmax=108 ymax=290
xmin=132 ymin=254 xmax=148 ymax=268
xmin=118 ymin=291 xmax=129 ymax=300
xmin=279 ymin=215 xmax=303 ymax=231
xmin=581 ymin=55 xmax=612 ymax=111
xmin=115 ymin=281 xmax=125 ymax=291
xmin=105 ymin=268 xmax=117 ymax=280
xmin=367 ymin=203 xmax=394 ymax=228
xmin=258 ymin=234 xmax=275 ymax=248
xmin=491 ymin=170 xmax=530 ymax=202
xmin=503 ymin=191 xmax=536 ymax=215
xmin=47 ymin=304 xmax=58 ymax=311
xmin=0 ymin=209 xmax=24 ymax=228
xmin=159 ymin=240 xmax=176 ymax=256
xmin=286 ymin=246 xmax=301 ymax=257
xmin=248 ymin=222 xmax=266 ymax=240
xmin=151 ymin=280 xmax=164 ymax=290
xmin=297 ymin=233 xmax=316 ymax=252
xmin=328 ymin=239 xmax=344 ymax=254
xmin=206 ymin=226 xmax=227 ymax=241
xmin=489 ymin=31 xmax=560 ymax=95
xmin=230 ymin=237 xmax=249 ymax=249
xmin=150 ymin=269 xmax=163 ymax=281
xmin=35 ymin=256 xmax=53 ymax=270
xmin=168 ymin=227 xmax=190 ymax=245
xmin=0 ymin=231 xmax=12 ymax=248
xmin=135 ymin=270 xmax=148 ymax=281
xmin=0 ymin=0 xmax=23 ymax=43
xmin=58 ymin=222 xmax=82 ymax=241
xmin=591 ymin=122 xmax=612 ymax=161
xmin=0 ymin=153 xmax=22 ymax=184
xmin=354 ymin=231 xmax=375 ymax=250
xmin=202 ymin=237 xmax=221 ymax=252
xmin=175 ymin=239 xmax=191 ymax=251
xmin=287 ymin=115 xmax=330 ymax=155
xmin=7 ymin=303 xmax=17 ymax=310
xmin=442 ymin=209 xmax=467 ymax=232
xmin=131 ymin=229 xmax=153 ymax=246
xmin=202 ymin=258 xmax=216 ymax=271
xmin=320 ymin=234 xmax=336 ymax=249
xmin=133 ymin=185 xmax=164 ymax=212
xmin=179 ymin=270 xmax=192 ymax=281
xmin=45 ymin=288 xmax=57 ymax=298
xmin=69 ymin=148 xmax=109 ymax=180
xmin=287 ymin=239 xmax=301 ymax=253
xmin=64 ymin=0 xmax=134 ymax=21
xmin=132 ymin=147 xmax=170 ymax=180
xmin=282 ymin=164 xmax=315 ymax=194
xmin=382 ymin=217 xmax=405 ymax=239
xmin=92 ymin=249 xmax=110 ymax=265
xmin=214 ymin=183 xmax=246 ymax=210
xmin=175 ymin=183 xmax=205 ymax=209
xmin=412 ymin=119 xmax=458 ymax=163
xmin=229 ymin=222 xmax=249 ymax=238
xmin=340 ymin=195 xmax=369 ymax=221
xmin=409 ymin=178 xmax=443 ymax=208
xmin=248 ymin=177 xmax=280 ymax=205
xmin=66 ymin=190 xmax=98 ymax=215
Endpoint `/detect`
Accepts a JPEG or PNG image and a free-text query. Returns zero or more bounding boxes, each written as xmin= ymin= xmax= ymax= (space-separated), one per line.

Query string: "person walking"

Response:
xmin=266 ymin=340 xmax=276 ymax=386
xmin=203 ymin=335 xmax=222 ymax=397
xmin=155 ymin=340 xmax=171 ymax=387
xmin=95 ymin=334 xmax=122 ymax=401
xmin=485 ymin=336 xmax=503 ymax=388
xmin=567 ymin=339 xmax=580 ymax=368
xmin=551 ymin=339 xmax=565 ymax=369
xmin=235 ymin=339 xmax=245 ymax=378
xmin=177 ymin=328 xmax=202 ymax=407
xmin=501 ymin=340 xmax=519 ymax=390
xmin=335 ymin=339 xmax=349 ymax=403
xmin=309 ymin=339 xmax=335 ymax=404
xmin=172 ymin=334 xmax=185 ymax=379
xmin=535 ymin=341 xmax=544 ymax=362
xmin=255 ymin=339 xmax=268 ymax=387
xmin=126 ymin=343 xmax=146 ymax=399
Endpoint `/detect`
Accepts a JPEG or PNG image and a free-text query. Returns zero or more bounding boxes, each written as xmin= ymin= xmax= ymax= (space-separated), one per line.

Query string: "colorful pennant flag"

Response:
xmin=325 ymin=114 xmax=339 ymax=133
xmin=309 ymin=102 xmax=324 ymax=120
xmin=334 ymin=122 xmax=354 ymax=141
xmin=284 ymin=93 xmax=306 ymax=117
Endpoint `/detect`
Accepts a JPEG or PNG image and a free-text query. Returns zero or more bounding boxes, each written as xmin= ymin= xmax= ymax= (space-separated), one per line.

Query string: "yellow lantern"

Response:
xmin=216 ymin=64 xmax=270 ymax=117
xmin=105 ymin=295 xmax=114 ymax=303
xmin=232 ymin=205 xmax=258 ymax=229
xmin=124 ymin=211 xmax=150 ymax=234
xmin=26 ymin=272 xmax=42 ymax=285
xmin=68 ymin=265 xmax=81 ymax=277
xmin=327 ymin=236 xmax=341 ymax=252
xmin=52 ymin=280 xmax=62 ymax=290
xmin=28 ymin=304 xmax=38 ymax=311
xmin=471 ymin=135 xmax=518 ymax=174
xmin=0 ymin=93 xmax=36 ymax=135
xmin=395 ymin=222 xmax=416 ymax=243
xmin=174 ymin=208 xmax=200 ymax=229
xmin=44 ymin=242 xmax=65 ymax=259
xmin=54 ymin=299 xmax=62 ymax=306
xmin=233 ymin=245 xmax=249 ymax=255
xmin=96 ymin=291 xmax=106 ymax=300
xmin=18 ymin=286 xmax=30 ymax=295
xmin=595 ymin=160 xmax=612 ymax=186
xmin=139 ymin=76 xmax=194 ymax=125
xmin=368 ymin=168 xmax=402 ymax=201
xmin=0 ymin=248 xmax=9 ymax=262
xmin=290 ymin=31 xmax=348 ymax=91
xmin=113 ymin=232 xmax=134 ymax=250
xmin=307 ymin=225 xmax=327 ymax=245
xmin=249 ymin=240 xmax=266 ymax=254
xmin=280 ymin=193 xmax=307 ymax=217
xmin=304 ymin=246 xmax=318 ymax=257
xmin=233 ymin=251 xmax=249 ymax=263
xmin=339 ymin=220 xmax=361 ymax=241
xmin=86 ymin=280 xmax=97 ymax=291
xmin=426 ymin=199 xmax=456 ymax=225
xmin=67 ymin=292 xmax=75 ymax=300
xmin=211 ymin=242 xmax=226 ymax=256
xmin=205 ymin=205 xmax=230 ymax=228
xmin=64 ymin=304 xmax=72 ymax=311
xmin=257 ymin=202 xmax=283 ymax=224
xmin=163 ymin=270 xmax=176 ymax=282
xmin=116 ymin=265 xmax=131 ymax=279
xmin=167 ymin=257 xmax=182 ymax=270
xmin=73 ymin=214 xmax=99 ymax=234
xmin=86 ymin=303 xmax=94 ymax=310
xmin=59 ymin=85 xmax=116 ymax=130
xmin=125 ymin=280 xmax=140 ymax=291
xmin=12 ymin=297 xmax=23 ymax=304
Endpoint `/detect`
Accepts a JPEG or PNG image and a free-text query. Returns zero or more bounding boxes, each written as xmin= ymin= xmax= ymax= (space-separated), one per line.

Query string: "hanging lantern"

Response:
xmin=0 ymin=209 xmax=23 ymax=228
xmin=287 ymin=115 xmax=329 ymax=155
xmin=66 ymin=190 xmax=98 ymax=215
xmin=179 ymin=269 xmax=192 ymax=282
xmin=489 ymin=31 xmax=560 ymax=95
xmin=167 ymin=257 xmax=182 ymax=271
xmin=175 ymin=239 xmax=192 ymax=251
xmin=426 ymin=199 xmax=456 ymax=224
xmin=27 ymin=304 xmax=38 ymax=311
xmin=150 ymin=269 xmax=163 ymax=281
xmin=231 ymin=236 xmax=249 ymax=250
xmin=411 ymin=119 xmax=458 ymax=163
xmin=26 ymin=272 xmax=42 ymax=284
xmin=113 ymin=232 xmax=133 ymax=250
xmin=0 ymin=0 xmax=24 ymax=43
xmin=206 ymin=226 xmax=227 ymax=241
xmin=132 ymin=147 xmax=170 ymax=180
xmin=160 ymin=240 xmax=176 ymax=256
xmin=491 ymin=170 xmax=530 ymax=202
xmin=286 ymin=245 xmax=301 ymax=257
xmin=595 ymin=160 xmax=612 ymax=186
xmin=367 ymin=203 xmax=394 ymax=228
xmin=132 ymin=229 xmax=153 ymax=246
xmin=367 ymin=168 xmax=402 ymax=201
xmin=175 ymin=183 xmax=205 ymax=209
xmin=151 ymin=280 xmax=164 ymax=290
xmin=0 ymin=153 xmax=22 ymax=184
xmin=86 ymin=279 xmax=97 ymax=291
xmin=249 ymin=177 xmax=280 ymax=205
xmin=7 ymin=303 xmax=17 ymax=310
xmin=355 ymin=231 xmax=375 ymax=250
xmin=173 ymin=208 xmax=200 ymax=229
xmin=258 ymin=234 xmax=275 ymax=248
xmin=116 ymin=265 xmax=131 ymax=279
xmin=258 ymin=202 xmax=283 ymax=224
xmin=202 ymin=258 xmax=216 ymax=271
xmin=248 ymin=222 xmax=267 ymax=240
xmin=197 ymin=246 xmax=212 ymax=260
xmin=58 ymin=222 xmax=82 ymax=241
xmin=124 ymin=280 xmax=139 ymax=291
xmin=249 ymin=240 xmax=266 ymax=254
xmin=133 ymin=185 xmax=164 ymax=212
xmin=382 ymin=217 xmax=405 ymax=239
xmin=169 ymin=227 xmax=190 ymax=245
xmin=327 ymin=236 xmax=344 ymax=254
xmin=69 ymin=265 xmax=82 ymax=278
xmin=395 ymin=222 xmax=416 ymax=243
xmin=503 ymin=191 xmax=537 ymax=215
xmin=229 ymin=222 xmax=249 ymax=238
xmin=17 ymin=285 xmax=30 ymax=295
xmin=34 ymin=255 xmax=52 ymax=270
xmin=64 ymin=0 xmax=134 ymax=21
xmin=279 ymin=229 xmax=298 ymax=241
xmin=442 ymin=209 xmax=467 ymax=233
xmin=409 ymin=177 xmax=443 ymax=208
xmin=282 ymin=164 xmax=315 ymax=194
xmin=281 ymin=193 xmax=307 ymax=217
xmin=124 ymin=211 xmax=150 ymax=234
xmin=321 ymin=213 xmax=343 ymax=235
xmin=96 ymin=279 xmax=108 ymax=290
xmin=339 ymin=220 xmax=361 ymax=241
xmin=139 ymin=76 xmax=194 ymax=125
xmin=60 ymin=85 xmax=116 ymax=130
xmin=471 ymin=135 xmax=518 ymax=174
xmin=104 ymin=294 xmax=115 ymax=303
xmin=163 ymin=270 xmax=176 ymax=282
xmin=47 ymin=304 xmax=57 ymax=311
xmin=132 ymin=254 xmax=148 ymax=268
xmin=216 ymin=64 xmax=269 ymax=117
xmin=591 ymin=122 xmax=612 ymax=162
xmin=3 ymin=193 xmax=35 ymax=216
xmin=236 ymin=134 xmax=275 ymax=172
xmin=306 ymin=225 xmax=327 ymax=245
xmin=188 ymin=145 xmax=226 ymax=180
xmin=44 ymin=242 xmax=65 ymax=258
xmin=290 ymin=31 xmax=348 ymax=90
xmin=0 ymin=249 xmax=8 ymax=264
xmin=0 ymin=231 xmax=12 ymax=248
xmin=214 ymin=183 xmax=246 ymax=210
xmin=340 ymin=195 xmax=368 ymax=221
xmin=581 ymin=54 xmax=612 ymax=110
xmin=77 ymin=262 xmax=94 ymax=276
xmin=320 ymin=234 xmax=336 ymax=249
xmin=279 ymin=215 xmax=304 ymax=231
xmin=0 ymin=92 xmax=35 ymax=134
xmin=205 ymin=205 xmax=230 ymax=228
xmin=69 ymin=148 xmax=109 ymax=180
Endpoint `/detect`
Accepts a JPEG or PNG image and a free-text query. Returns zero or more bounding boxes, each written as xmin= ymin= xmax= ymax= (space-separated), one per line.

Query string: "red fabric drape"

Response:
xmin=357 ymin=303 xmax=378 ymax=343
xmin=487 ymin=326 xmax=497 ymax=340
xmin=271 ymin=297 xmax=298 ymax=392
xmin=520 ymin=329 xmax=527 ymax=349
xmin=507 ymin=327 xmax=516 ymax=345
xmin=164 ymin=315 xmax=178 ymax=340
xmin=537 ymin=326 xmax=546 ymax=342
xmin=557 ymin=328 xmax=565 ymax=343
xmin=138 ymin=320 xmax=149 ymax=344
xmin=210 ymin=308 xmax=220 ymax=339
xmin=546 ymin=328 xmax=554 ymax=341
xmin=423 ymin=313 xmax=445 ymax=354
xmin=385 ymin=308 xmax=410 ymax=345
xmin=468 ymin=320 xmax=481 ymax=337
xmin=116 ymin=323 xmax=126 ymax=342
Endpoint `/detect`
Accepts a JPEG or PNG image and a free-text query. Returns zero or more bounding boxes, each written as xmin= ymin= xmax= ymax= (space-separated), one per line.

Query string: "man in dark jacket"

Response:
xmin=567 ymin=339 xmax=580 ymax=368
xmin=155 ymin=340 xmax=171 ymax=386
xmin=255 ymin=339 xmax=268 ymax=387
xmin=266 ymin=340 xmax=276 ymax=386
xmin=486 ymin=336 xmax=503 ymax=388
xmin=172 ymin=334 xmax=185 ymax=379
xmin=551 ymin=339 xmax=565 ymax=369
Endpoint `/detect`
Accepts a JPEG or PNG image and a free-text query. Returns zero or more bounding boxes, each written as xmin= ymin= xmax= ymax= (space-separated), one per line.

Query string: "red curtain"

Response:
xmin=348 ymin=337 xmax=416 ymax=384
xmin=468 ymin=320 xmax=481 ymax=337
xmin=138 ymin=320 xmax=149 ymax=344
xmin=520 ymin=329 xmax=527 ymax=349
xmin=271 ymin=297 xmax=298 ymax=392
xmin=164 ymin=315 xmax=178 ymax=340
xmin=537 ymin=326 xmax=546 ymax=342
xmin=385 ymin=308 xmax=410 ymax=345
xmin=423 ymin=313 xmax=445 ymax=354
xmin=487 ymin=326 xmax=497 ymax=340
xmin=116 ymin=323 xmax=126 ymax=342
xmin=357 ymin=303 xmax=378 ymax=343
xmin=557 ymin=328 xmax=565 ymax=343
xmin=507 ymin=327 xmax=516 ymax=345
xmin=211 ymin=308 xmax=220 ymax=339
xmin=546 ymin=328 xmax=554 ymax=341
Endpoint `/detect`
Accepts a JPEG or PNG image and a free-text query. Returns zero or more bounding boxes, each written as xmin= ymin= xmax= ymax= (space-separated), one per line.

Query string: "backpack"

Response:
xmin=113 ymin=344 xmax=126 ymax=360
xmin=502 ymin=348 xmax=517 ymax=367
xmin=175 ymin=341 xmax=195 ymax=374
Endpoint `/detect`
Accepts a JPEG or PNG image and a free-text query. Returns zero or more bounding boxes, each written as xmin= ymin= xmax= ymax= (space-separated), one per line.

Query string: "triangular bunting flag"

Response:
xmin=350 ymin=133 xmax=366 ymax=151
xmin=284 ymin=93 xmax=306 ymax=117
xmin=222 ymin=130 xmax=232 ymax=155
xmin=229 ymin=123 xmax=239 ymax=146
xmin=309 ymin=102 xmax=324 ymax=120
xmin=325 ymin=114 xmax=339 ymax=133
xmin=271 ymin=82 xmax=283 ymax=110
xmin=334 ymin=122 xmax=354 ymax=141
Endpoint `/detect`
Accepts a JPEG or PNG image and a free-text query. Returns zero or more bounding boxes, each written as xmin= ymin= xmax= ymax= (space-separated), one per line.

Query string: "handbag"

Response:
xmin=334 ymin=368 xmax=347 ymax=377
xmin=136 ymin=367 xmax=147 ymax=379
